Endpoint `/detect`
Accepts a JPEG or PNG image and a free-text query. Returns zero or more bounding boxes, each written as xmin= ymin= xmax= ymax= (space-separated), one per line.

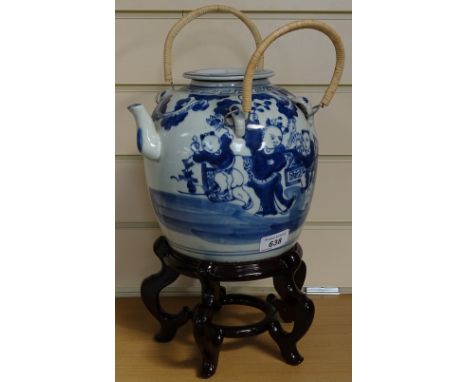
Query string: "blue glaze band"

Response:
xmin=136 ymin=128 xmax=143 ymax=152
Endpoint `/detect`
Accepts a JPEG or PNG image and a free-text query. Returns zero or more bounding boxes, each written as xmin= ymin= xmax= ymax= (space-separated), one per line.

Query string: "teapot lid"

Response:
xmin=183 ymin=68 xmax=274 ymax=81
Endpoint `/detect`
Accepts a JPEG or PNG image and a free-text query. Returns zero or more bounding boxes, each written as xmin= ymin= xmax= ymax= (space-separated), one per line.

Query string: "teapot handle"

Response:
xmin=242 ymin=20 xmax=345 ymax=112
xmin=164 ymin=4 xmax=264 ymax=83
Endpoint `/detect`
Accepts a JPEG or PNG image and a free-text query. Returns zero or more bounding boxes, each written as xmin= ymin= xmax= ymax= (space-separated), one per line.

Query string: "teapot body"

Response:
xmin=143 ymin=69 xmax=318 ymax=262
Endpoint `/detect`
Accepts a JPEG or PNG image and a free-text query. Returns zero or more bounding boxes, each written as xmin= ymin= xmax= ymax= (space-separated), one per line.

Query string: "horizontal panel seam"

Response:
xmin=115 ymin=84 xmax=352 ymax=90
xmin=116 ymin=17 xmax=351 ymax=22
xmin=115 ymin=221 xmax=352 ymax=230
xmin=116 ymin=10 xmax=352 ymax=15
xmin=115 ymin=286 xmax=352 ymax=297
xmin=115 ymin=154 xmax=351 ymax=161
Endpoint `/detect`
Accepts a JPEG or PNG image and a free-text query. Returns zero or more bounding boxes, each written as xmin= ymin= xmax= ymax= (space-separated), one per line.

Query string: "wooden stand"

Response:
xmin=141 ymin=236 xmax=315 ymax=378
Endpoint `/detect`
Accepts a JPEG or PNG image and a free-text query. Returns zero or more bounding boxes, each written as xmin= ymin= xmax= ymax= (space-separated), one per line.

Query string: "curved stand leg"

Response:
xmin=295 ymin=260 xmax=307 ymax=290
xmin=140 ymin=237 xmax=191 ymax=342
xmin=270 ymin=260 xmax=307 ymax=323
xmin=192 ymin=278 xmax=225 ymax=378
xmin=267 ymin=253 xmax=315 ymax=365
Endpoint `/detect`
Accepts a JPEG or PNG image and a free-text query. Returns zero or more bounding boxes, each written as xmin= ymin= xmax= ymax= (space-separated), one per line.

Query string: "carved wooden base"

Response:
xmin=140 ymin=236 xmax=315 ymax=378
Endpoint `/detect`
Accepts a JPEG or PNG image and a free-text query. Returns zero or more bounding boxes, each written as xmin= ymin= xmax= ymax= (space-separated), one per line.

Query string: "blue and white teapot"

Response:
xmin=128 ymin=5 xmax=345 ymax=262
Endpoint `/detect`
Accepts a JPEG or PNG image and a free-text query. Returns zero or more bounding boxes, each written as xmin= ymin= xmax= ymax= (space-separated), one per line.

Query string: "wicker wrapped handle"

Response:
xmin=164 ymin=4 xmax=264 ymax=83
xmin=242 ymin=20 xmax=345 ymax=112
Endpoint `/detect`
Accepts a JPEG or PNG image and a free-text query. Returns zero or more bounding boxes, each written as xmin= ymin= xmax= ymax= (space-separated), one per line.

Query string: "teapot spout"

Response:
xmin=127 ymin=103 xmax=161 ymax=161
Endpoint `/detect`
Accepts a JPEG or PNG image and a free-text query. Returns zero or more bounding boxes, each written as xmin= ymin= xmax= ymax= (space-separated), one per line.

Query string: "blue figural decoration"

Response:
xmin=128 ymin=69 xmax=319 ymax=262
xmin=126 ymin=12 xmax=346 ymax=263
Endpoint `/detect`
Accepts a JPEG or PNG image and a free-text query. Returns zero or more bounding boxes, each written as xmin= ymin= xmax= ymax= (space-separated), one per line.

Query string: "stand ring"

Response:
xmin=210 ymin=293 xmax=277 ymax=338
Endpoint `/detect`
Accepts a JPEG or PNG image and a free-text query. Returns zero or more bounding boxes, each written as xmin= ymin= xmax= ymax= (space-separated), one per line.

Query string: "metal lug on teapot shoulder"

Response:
xmin=293 ymin=96 xmax=321 ymax=125
xmin=224 ymin=105 xmax=247 ymax=139
xmin=127 ymin=103 xmax=162 ymax=161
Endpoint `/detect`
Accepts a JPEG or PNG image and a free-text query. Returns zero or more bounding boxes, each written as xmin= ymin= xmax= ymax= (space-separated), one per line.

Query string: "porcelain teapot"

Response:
xmin=128 ymin=5 xmax=345 ymax=262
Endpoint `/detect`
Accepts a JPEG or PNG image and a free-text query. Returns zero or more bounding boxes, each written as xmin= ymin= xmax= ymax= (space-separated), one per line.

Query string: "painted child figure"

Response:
xmin=191 ymin=130 xmax=252 ymax=209
xmin=294 ymin=130 xmax=317 ymax=191
xmin=247 ymin=126 xmax=295 ymax=215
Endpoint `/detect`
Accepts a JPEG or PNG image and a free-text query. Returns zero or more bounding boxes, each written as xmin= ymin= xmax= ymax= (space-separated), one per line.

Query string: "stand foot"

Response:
xmin=267 ymin=250 xmax=315 ymax=365
xmin=193 ymin=278 xmax=224 ymax=378
xmin=140 ymin=237 xmax=191 ymax=342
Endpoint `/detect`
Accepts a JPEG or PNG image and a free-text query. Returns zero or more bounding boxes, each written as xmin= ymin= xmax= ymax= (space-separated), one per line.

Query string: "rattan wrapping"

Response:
xmin=242 ymin=20 xmax=345 ymax=112
xmin=164 ymin=4 xmax=264 ymax=83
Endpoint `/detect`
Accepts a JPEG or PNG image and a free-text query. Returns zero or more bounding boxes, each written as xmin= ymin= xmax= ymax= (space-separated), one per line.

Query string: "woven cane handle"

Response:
xmin=164 ymin=4 xmax=264 ymax=83
xmin=242 ymin=20 xmax=345 ymax=112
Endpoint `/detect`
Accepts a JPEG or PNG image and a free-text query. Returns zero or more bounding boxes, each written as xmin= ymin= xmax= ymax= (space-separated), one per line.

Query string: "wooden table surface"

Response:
xmin=116 ymin=295 xmax=351 ymax=381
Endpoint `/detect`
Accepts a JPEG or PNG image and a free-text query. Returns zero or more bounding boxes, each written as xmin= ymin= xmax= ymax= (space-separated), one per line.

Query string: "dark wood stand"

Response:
xmin=141 ymin=236 xmax=315 ymax=378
